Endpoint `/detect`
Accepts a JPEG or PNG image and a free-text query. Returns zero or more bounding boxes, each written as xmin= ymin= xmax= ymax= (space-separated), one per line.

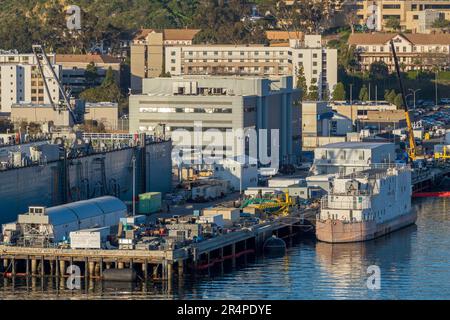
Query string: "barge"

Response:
xmin=316 ymin=164 xmax=417 ymax=243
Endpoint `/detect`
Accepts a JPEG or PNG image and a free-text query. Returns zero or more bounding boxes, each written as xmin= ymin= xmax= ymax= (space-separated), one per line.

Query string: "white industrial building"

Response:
xmin=129 ymin=75 xmax=301 ymax=165
xmin=214 ymin=155 xmax=259 ymax=192
xmin=3 ymin=196 xmax=127 ymax=243
xmin=302 ymin=101 xmax=353 ymax=150
xmin=0 ymin=54 xmax=61 ymax=113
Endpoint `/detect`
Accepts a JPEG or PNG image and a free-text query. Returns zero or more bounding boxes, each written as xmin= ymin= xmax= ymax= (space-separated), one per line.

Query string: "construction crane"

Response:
xmin=390 ymin=40 xmax=418 ymax=162
xmin=32 ymin=44 xmax=78 ymax=126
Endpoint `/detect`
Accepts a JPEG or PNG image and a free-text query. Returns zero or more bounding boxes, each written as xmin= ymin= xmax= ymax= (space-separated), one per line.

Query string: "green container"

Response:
xmin=138 ymin=192 xmax=162 ymax=215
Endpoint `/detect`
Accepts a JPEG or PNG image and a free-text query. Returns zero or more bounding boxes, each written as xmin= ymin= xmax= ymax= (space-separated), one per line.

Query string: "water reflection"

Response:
xmin=1 ymin=198 xmax=450 ymax=299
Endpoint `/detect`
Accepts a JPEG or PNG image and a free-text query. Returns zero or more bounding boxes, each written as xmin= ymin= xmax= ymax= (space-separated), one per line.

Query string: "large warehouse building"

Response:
xmin=2 ymin=196 xmax=127 ymax=243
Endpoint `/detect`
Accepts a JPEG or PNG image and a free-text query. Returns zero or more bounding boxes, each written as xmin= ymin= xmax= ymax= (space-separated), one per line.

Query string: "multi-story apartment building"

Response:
xmin=56 ymin=54 xmax=122 ymax=97
xmin=129 ymin=76 xmax=301 ymax=165
xmin=130 ymin=29 xmax=200 ymax=92
xmin=165 ymin=35 xmax=338 ymax=100
xmin=348 ymin=32 xmax=450 ymax=71
xmin=355 ymin=0 xmax=450 ymax=32
xmin=0 ymin=54 xmax=60 ymax=113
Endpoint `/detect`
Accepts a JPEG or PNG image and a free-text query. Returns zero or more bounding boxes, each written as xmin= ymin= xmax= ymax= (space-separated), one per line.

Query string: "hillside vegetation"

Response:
xmin=0 ymin=0 xmax=266 ymax=53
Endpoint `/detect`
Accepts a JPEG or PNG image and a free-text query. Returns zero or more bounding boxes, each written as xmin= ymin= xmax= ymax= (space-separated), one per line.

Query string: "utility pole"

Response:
xmin=132 ymin=155 xmax=136 ymax=217
xmin=435 ymin=70 xmax=439 ymax=106
xmin=350 ymin=84 xmax=354 ymax=123
xmin=375 ymin=85 xmax=378 ymax=106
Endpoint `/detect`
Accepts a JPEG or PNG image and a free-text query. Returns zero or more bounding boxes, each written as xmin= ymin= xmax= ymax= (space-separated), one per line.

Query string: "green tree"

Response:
xmin=432 ymin=17 xmax=450 ymax=30
xmin=359 ymin=85 xmax=369 ymax=101
xmin=369 ymin=61 xmax=389 ymax=81
xmin=332 ymin=82 xmax=346 ymax=101
xmin=85 ymin=62 xmax=99 ymax=88
xmin=307 ymin=78 xmax=319 ymax=101
xmin=101 ymin=67 xmax=116 ymax=87
xmin=386 ymin=89 xmax=397 ymax=104
xmin=394 ymin=93 xmax=404 ymax=108
xmin=385 ymin=17 xmax=401 ymax=31
xmin=296 ymin=65 xmax=308 ymax=100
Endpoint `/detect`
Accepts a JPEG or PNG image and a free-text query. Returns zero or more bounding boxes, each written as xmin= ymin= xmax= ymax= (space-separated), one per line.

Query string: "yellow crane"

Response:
xmin=435 ymin=146 xmax=450 ymax=161
xmin=390 ymin=40 xmax=418 ymax=162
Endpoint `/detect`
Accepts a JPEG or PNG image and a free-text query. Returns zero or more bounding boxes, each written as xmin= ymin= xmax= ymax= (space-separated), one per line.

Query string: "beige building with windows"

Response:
xmin=348 ymin=32 xmax=450 ymax=71
xmin=165 ymin=35 xmax=338 ymax=100
xmin=355 ymin=0 xmax=450 ymax=32
xmin=0 ymin=54 xmax=60 ymax=113
xmin=130 ymin=29 xmax=200 ymax=93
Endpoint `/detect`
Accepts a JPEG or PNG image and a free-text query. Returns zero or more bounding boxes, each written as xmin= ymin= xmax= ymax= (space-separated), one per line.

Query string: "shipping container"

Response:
xmin=70 ymin=227 xmax=110 ymax=249
xmin=198 ymin=214 xmax=224 ymax=228
xmin=203 ymin=208 xmax=240 ymax=224
xmin=126 ymin=215 xmax=147 ymax=225
xmin=138 ymin=192 xmax=162 ymax=215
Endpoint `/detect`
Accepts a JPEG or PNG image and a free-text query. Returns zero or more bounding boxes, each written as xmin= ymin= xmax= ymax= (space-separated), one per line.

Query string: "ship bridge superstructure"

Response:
xmin=319 ymin=164 xmax=412 ymax=224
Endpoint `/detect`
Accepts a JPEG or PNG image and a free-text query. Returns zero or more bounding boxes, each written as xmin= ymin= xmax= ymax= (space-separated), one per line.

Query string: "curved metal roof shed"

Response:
xmin=46 ymin=196 xmax=127 ymax=241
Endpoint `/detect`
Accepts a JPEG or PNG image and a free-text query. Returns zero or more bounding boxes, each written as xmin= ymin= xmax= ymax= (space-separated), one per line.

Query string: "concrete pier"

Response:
xmin=0 ymin=214 xmax=311 ymax=282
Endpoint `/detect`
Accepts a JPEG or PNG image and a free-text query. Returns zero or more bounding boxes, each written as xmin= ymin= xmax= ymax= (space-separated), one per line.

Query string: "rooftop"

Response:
xmin=133 ymin=28 xmax=201 ymax=41
xmin=348 ymin=32 xmax=450 ymax=46
xmin=266 ymin=30 xmax=304 ymax=41
xmin=56 ymin=54 xmax=121 ymax=64
xmin=318 ymin=142 xmax=392 ymax=150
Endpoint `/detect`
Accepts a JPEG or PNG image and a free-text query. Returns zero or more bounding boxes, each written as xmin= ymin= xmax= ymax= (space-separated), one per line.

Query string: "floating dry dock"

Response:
xmin=0 ymin=211 xmax=316 ymax=282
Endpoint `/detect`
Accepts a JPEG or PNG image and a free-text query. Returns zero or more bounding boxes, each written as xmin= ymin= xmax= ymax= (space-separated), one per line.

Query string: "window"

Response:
xmin=171 ymin=51 xmax=176 ymax=56
xmin=298 ymin=53 xmax=303 ymax=58
xmin=313 ymin=53 xmax=318 ymax=58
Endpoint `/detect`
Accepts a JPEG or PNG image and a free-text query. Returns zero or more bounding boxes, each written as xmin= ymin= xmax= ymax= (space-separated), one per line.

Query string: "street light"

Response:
xmin=408 ymin=89 xmax=421 ymax=110
xmin=435 ymin=70 xmax=439 ymax=106
xmin=132 ymin=155 xmax=136 ymax=217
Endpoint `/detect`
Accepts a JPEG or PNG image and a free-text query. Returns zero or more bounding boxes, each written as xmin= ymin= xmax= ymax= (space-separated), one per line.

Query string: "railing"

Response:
xmin=321 ymin=195 xmax=371 ymax=210
xmin=335 ymin=163 xmax=410 ymax=179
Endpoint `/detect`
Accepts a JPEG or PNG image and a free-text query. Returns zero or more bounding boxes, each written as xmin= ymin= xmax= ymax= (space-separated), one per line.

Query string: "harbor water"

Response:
xmin=1 ymin=197 xmax=449 ymax=300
